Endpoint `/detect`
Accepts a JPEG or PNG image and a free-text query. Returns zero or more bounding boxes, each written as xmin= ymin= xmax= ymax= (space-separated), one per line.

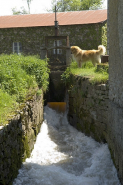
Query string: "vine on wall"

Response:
xmin=102 ymin=23 xmax=107 ymax=54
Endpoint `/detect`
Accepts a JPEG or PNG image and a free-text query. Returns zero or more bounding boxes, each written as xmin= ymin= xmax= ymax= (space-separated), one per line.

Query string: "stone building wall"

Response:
xmin=0 ymin=93 xmax=43 ymax=185
xmin=67 ymin=75 xmax=109 ymax=143
xmin=0 ymin=23 xmax=104 ymax=56
xmin=108 ymin=1 xmax=123 ymax=184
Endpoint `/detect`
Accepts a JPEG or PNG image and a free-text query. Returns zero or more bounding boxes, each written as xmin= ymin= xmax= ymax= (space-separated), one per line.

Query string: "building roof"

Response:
xmin=0 ymin=9 xmax=107 ymax=29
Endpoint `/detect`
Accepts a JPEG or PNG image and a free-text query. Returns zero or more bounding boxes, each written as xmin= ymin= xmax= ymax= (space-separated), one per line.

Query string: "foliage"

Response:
xmin=0 ymin=58 xmax=36 ymax=102
xmin=95 ymin=63 xmax=108 ymax=73
xmin=49 ymin=0 xmax=104 ymax=12
xmin=81 ymin=0 xmax=104 ymax=10
xmin=81 ymin=61 xmax=94 ymax=68
xmin=102 ymin=23 xmax=107 ymax=53
xmin=61 ymin=61 xmax=109 ymax=85
xmin=17 ymin=55 xmax=50 ymax=91
xmin=0 ymin=89 xmax=18 ymax=124
xmin=12 ymin=0 xmax=33 ymax=14
xmin=0 ymin=54 xmax=49 ymax=125
xmin=12 ymin=6 xmax=28 ymax=15
xmin=61 ymin=67 xmax=71 ymax=85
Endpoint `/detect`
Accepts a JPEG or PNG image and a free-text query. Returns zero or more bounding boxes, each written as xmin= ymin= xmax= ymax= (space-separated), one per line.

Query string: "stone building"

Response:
xmin=0 ymin=9 xmax=107 ymax=62
xmin=108 ymin=1 xmax=123 ymax=184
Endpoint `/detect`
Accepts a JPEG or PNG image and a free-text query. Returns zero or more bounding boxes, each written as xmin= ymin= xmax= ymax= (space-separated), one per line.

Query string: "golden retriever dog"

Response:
xmin=71 ymin=45 xmax=106 ymax=67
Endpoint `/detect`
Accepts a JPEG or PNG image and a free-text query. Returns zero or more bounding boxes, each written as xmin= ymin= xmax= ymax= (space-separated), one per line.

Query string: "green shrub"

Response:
xmin=70 ymin=61 xmax=78 ymax=69
xmin=0 ymin=89 xmax=18 ymax=124
xmin=61 ymin=67 xmax=71 ymax=85
xmin=0 ymin=63 xmax=37 ymax=102
xmin=18 ymin=55 xmax=50 ymax=91
xmin=0 ymin=54 xmax=50 ymax=125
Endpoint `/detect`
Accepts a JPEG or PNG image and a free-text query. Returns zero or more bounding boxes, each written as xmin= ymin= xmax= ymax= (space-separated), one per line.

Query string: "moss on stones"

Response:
xmin=67 ymin=73 xmax=108 ymax=143
xmin=0 ymin=92 xmax=43 ymax=184
xmin=22 ymin=135 xmax=30 ymax=161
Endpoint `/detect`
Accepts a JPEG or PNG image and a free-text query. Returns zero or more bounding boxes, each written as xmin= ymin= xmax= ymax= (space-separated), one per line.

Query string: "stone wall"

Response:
xmin=108 ymin=1 xmax=123 ymax=184
xmin=0 ymin=23 xmax=104 ymax=56
xmin=0 ymin=93 xmax=43 ymax=185
xmin=67 ymin=75 xmax=109 ymax=143
xmin=48 ymin=71 xmax=66 ymax=102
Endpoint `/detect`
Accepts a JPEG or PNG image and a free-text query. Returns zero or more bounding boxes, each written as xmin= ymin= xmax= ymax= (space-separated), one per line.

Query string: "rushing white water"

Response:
xmin=13 ymin=106 xmax=120 ymax=185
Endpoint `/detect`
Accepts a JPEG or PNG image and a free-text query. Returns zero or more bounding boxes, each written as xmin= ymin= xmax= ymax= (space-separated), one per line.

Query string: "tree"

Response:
xmin=49 ymin=0 xmax=104 ymax=12
xmin=12 ymin=0 xmax=33 ymax=15
xmin=12 ymin=6 xmax=28 ymax=15
xmin=21 ymin=0 xmax=33 ymax=13
xmin=26 ymin=0 xmax=33 ymax=14
xmin=80 ymin=0 xmax=104 ymax=10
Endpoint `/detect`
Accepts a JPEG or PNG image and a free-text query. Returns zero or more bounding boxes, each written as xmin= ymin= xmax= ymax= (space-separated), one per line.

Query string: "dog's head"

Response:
xmin=70 ymin=46 xmax=80 ymax=55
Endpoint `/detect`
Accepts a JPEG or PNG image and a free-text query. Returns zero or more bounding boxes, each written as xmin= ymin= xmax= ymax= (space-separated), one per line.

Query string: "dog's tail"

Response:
xmin=98 ymin=45 xmax=106 ymax=55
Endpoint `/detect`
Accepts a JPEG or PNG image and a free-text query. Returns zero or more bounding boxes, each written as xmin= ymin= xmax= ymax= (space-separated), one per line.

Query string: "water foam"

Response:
xmin=13 ymin=106 xmax=120 ymax=185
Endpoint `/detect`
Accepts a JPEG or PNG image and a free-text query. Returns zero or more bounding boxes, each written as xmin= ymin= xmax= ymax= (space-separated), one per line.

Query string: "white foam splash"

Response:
xmin=13 ymin=106 xmax=121 ymax=185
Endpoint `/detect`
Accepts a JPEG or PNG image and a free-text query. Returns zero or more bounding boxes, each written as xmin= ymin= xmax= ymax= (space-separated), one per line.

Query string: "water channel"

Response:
xmin=13 ymin=106 xmax=120 ymax=185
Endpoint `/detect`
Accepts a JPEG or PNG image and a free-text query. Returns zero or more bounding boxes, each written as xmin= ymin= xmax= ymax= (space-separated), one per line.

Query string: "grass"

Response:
xmin=0 ymin=89 xmax=18 ymax=124
xmin=0 ymin=54 xmax=50 ymax=125
xmin=61 ymin=61 xmax=109 ymax=85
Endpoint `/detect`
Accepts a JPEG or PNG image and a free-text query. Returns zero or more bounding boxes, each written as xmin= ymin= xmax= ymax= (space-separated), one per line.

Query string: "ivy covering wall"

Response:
xmin=0 ymin=22 xmax=106 ymax=56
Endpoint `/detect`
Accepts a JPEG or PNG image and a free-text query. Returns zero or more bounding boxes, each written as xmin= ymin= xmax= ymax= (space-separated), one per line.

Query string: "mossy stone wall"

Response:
xmin=0 ymin=93 xmax=43 ymax=185
xmin=0 ymin=23 xmax=105 ymax=56
xmin=67 ymin=73 xmax=123 ymax=183
xmin=67 ymin=75 xmax=109 ymax=143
